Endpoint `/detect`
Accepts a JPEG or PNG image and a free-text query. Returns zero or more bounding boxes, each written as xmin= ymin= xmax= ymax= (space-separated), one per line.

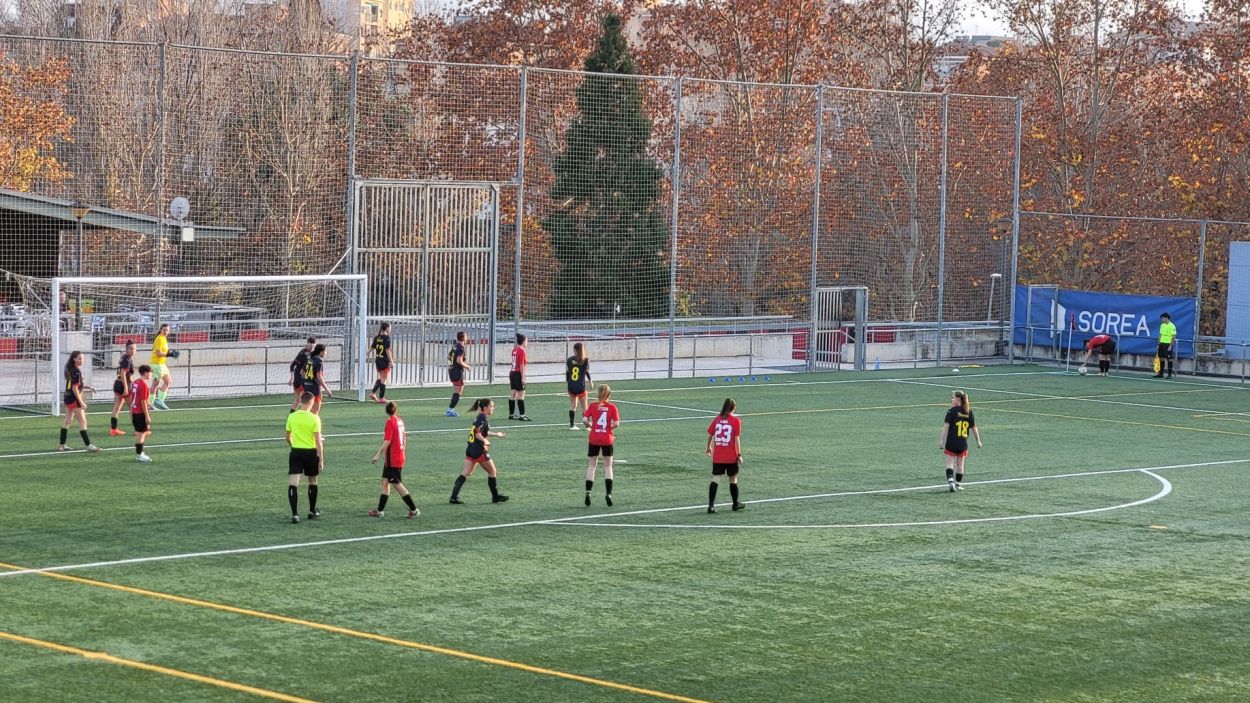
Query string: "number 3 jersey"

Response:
xmin=943 ymin=406 xmax=976 ymax=453
xmin=584 ymin=401 xmax=619 ymax=446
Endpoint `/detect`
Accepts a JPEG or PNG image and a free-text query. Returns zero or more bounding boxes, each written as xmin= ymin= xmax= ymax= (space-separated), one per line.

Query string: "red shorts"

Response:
xmin=467 ymin=453 xmax=492 ymax=466
xmin=65 ymin=400 xmax=83 ymax=412
xmin=452 ymin=381 xmax=465 ymax=392
xmin=944 ymin=450 xmax=968 ymax=458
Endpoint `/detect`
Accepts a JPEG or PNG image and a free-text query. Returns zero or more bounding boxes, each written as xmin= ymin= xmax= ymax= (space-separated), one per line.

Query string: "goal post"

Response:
xmin=41 ymin=274 xmax=368 ymax=416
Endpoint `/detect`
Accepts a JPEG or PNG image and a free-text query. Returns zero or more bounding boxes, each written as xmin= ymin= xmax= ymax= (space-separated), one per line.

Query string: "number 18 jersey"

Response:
xmin=943 ymin=406 xmax=975 ymax=453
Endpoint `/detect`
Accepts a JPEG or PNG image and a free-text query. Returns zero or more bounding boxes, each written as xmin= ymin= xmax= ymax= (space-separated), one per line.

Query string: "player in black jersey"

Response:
xmin=446 ymin=330 xmax=470 ymax=417
xmin=449 ymin=398 xmax=509 ymax=504
xmin=289 ymin=337 xmax=316 ymax=412
xmin=565 ymin=342 xmax=592 ymax=430
xmin=368 ymin=322 xmax=393 ymax=404
xmin=58 ymin=351 xmax=100 ymax=453
xmin=109 ymin=340 xmax=136 ymax=436
xmin=301 ymin=343 xmax=330 ymax=414
xmin=939 ymin=390 xmax=982 ymax=492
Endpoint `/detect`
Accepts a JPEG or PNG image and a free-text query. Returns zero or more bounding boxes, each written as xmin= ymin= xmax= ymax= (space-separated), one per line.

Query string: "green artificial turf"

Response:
xmin=2 ymin=366 xmax=1248 ymax=702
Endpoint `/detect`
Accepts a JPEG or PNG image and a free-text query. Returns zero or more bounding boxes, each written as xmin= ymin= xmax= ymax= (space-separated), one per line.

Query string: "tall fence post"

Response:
xmin=667 ymin=77 xmax=683 ymax=379
xmin=153 ymin=42 xmax=168 ymax=325
xmin=935 ymin=93 xmax=950 ymax=368
xmin=345 ymin=50 xmax=359 ymax=276
xmin=1194 ymin=219 xmax=1208 ymax=374
xmin=514 ymin=67 xmax=528 ymax=335
xmin=809 ymin=86 xmax=825 ymax=373
xmin=1008 ymin=98 xmax=1024 ymax=364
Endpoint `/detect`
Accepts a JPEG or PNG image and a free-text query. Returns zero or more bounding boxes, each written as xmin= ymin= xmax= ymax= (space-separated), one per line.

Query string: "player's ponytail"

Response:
xmin=719 ymin=398 xmax=735 ymax=418
xmin=473 ymin=398 xmax=492 ymax=411
xmin=954 ymin=390 xmax=970 ymax=412
xmin=597 ymin=384 xmax=611 ymax=402
xmin=573 ymin=341 xmax=584 ymax=360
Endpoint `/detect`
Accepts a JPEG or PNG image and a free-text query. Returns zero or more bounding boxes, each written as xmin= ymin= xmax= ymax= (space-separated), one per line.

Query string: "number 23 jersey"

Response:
xmin=707 ymin=414 xmax=742 ymax=463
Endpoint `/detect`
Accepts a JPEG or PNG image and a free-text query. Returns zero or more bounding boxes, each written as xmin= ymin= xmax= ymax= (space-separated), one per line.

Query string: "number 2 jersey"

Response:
xmin=707 ymin=413 xmax=742 ymax=464
xmin=943 ymin=406 xmax=976 ymax=454
xmin=583 ymin=401 xmax=619 ymax=446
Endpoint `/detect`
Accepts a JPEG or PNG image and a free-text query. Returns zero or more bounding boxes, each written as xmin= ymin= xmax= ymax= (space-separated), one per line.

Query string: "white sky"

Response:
xmin=960 ymin=0 xmax=1210 ymax=35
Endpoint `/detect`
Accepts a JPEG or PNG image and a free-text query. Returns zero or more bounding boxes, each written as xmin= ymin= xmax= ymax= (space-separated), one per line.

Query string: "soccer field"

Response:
xmin=2 ymin=365 xmax=1249 ymax=702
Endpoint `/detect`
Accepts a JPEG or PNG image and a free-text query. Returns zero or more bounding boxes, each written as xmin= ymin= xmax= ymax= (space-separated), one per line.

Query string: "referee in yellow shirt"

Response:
xmin=1155 ymin=312 xmax=1177 ymax=379
xmin=150 ymin=323 xmax=173 ymax=409
xmin=285 ymin=392 xmax=325 ymax=523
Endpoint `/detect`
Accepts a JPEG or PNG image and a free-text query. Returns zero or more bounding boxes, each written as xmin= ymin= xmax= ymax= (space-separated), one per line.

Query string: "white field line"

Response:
xmin=558 ymin=470 xmax=1172 ymax=530
xmin=0 ymin=370 xmax=1063 ymax=422
xmin=615 ymin=400 xmax=717 ymax=414
xmin=892 ymin=378 xmax=1250 ymax=417
xmin=0 ymin=458 xmax=1240 ymax=580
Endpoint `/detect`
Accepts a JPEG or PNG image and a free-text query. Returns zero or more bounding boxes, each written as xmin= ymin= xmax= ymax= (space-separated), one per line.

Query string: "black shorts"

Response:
xmin=568 ymin=385 xmax=586 ymax=397
xmin=509 ymin=371 xmax=525 ymax=391
xmin=131 ymin=413 xmax=149 ymax=433
xmin=375 ymin=358 xmax=390 ymax=372
xmin=1158 ymin=342 xmax=1173 ymax=358
xmin=289 ymin=448 xmax=320 ymax=476
xmin=293 ymin=379 xmax=303 ymax=391
xmin=449 ymin=368 xmax=464 ymax=384
xmin=712 ymin=462 xmax=741 ymax=477
xmin=302 ymin=384 xmax=322 ymax=398
xmin=1099 ymin=339 xmax=1116 ymax=355
xmin=588 ymin=443 xmax=614 ymax=457
xmin=382 ymin=465 xmax=403 ymax=483
xmin=113 ymin=379 xmax=126 ymax=395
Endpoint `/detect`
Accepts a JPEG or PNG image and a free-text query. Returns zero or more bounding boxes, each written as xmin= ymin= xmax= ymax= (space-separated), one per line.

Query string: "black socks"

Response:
xmin=955 ymin=473 xmax=963 ymax=484
xmin=708 ymin=481 xmax=719 ymax=505
xmin=79 ymin=430 xmax=91 ymax=446
xmin=59 ymin=428 xmax=68 ymax=445
xmin=729 ymin=483 xmax=739 ymax=504
xmin=508 ymin=400 xmax=516 ymax=416
xmin=946 ymin=468 xmax=955 ymax=480
xmin=605 ymin=478 xmax=613 ymax=495
xmin=378 ymin=383 xmax=386 ymax=399
xmin=377 ymin=494 xmax=389 ymax=512
xmin=111 ymin=416 xmax=118 ymax=430
xmin=585 ymin=479 xmax=593 ymax=492
xmin=518 ymin=400 xmax=526 ymax=416
xmin=450 ymin=392 xmax=460 ymax=409
xmin=569 ymin=410 xmax=576 ymax=427
xmin=401 ymin=494 xmax=416 ymax=510
xmin=135 ymin=443 xmax=143 ymax=455
xmin=308 ymin=485 xmax=318 ymax=512
xmin=451 ymin=474 xmax=467 ymax=499
xmin=288 ymin=486 xmax=298 ymax=515
xmin=487 ymin=476 xmax=499 ymax=499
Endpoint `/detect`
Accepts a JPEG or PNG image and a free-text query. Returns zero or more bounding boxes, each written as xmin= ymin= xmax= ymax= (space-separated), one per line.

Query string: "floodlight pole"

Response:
xmin=70 ymin=202 xmax=90 ymax=331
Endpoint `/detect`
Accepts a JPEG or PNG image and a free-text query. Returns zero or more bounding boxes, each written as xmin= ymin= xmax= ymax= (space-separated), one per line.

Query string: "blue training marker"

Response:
xmin=763 ymin=375 xmax=772 ymax=381
xmin=724 ymin=377 xmax=733 ymax=383
xmin=739 ymin=377 xmax=746 ymax=382
xmin=709 ymin=377 xmax=716 ymax=383
xmin=750 ymin=376 xmax=758 ymax=382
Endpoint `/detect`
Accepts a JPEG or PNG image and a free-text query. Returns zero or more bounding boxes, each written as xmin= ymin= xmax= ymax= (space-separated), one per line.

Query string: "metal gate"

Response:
xmin=812 ymin=286 xmax=868 ymax=371
xmin=352 ymin=180 xmax=499 ymax=387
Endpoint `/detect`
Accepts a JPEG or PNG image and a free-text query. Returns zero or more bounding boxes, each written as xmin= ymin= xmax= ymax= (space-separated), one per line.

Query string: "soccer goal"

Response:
xmin=1 ymin=274 xmax=368 ymax=415
xmin=811 ymin=286 xmax=869 ymax=371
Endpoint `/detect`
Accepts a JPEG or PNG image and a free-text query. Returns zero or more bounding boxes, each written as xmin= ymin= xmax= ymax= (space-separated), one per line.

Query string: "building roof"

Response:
xmin=0 ymin=189 xmax=246 ymax=240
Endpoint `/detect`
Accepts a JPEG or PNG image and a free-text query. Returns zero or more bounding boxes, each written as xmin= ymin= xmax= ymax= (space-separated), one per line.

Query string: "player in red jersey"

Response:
xmin=508 ymin=334 xmax=530 ymax=421
xmin=582 ymin=384 xmax=620 ymax=506
xmin=368 ymin=401 xmax=420 ymax=518
xmin=130 ymin=365 xmax=154 ymax=463
xmin=109 ymin=340 xmax=136 ymax=436
xmin=58 ymin=351 xmax=100 ymax=453
xmin=1080 ymin=334 xmax=1116 ymax=376
xmin=705 ymin=398 xmax=744 ymax=513
xmin=939 ymin=390 xmax=982 ymax=492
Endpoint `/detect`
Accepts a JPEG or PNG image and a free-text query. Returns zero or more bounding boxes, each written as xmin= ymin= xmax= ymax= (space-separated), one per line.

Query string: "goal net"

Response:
xmin=0 ymin=274 xmax=368 ymax=414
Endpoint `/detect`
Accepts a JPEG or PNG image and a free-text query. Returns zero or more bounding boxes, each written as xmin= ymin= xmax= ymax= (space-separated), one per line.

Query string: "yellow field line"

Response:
xmin=988 ymin=407 xmax=1250 ymax=437
xmin=0 ymin=630 xmax=318 ymax=702
xmin=0 ymin=562 xmax=713 ymax=703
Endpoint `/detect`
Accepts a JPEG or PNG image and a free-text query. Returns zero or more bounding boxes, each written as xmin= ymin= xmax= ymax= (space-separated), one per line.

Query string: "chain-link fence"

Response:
xmin=2 ymin=34 xmax=1030 ymax=395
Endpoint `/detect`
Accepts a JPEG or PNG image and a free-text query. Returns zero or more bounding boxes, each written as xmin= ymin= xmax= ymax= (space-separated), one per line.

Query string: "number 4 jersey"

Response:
xmin=584 ymin=401 xmax=619 ymax=446
xmin=943 ymin=406 xmax=975 ymax=454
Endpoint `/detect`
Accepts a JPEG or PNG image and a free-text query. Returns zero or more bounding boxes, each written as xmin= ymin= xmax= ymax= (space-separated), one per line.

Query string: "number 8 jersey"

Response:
xmin=943 ymin=406 xmax=975 ymax=454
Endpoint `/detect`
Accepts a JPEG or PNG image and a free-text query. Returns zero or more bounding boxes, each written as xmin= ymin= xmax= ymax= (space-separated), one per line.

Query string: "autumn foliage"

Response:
xmin=0 ymin=50 xmax=74 ymax=191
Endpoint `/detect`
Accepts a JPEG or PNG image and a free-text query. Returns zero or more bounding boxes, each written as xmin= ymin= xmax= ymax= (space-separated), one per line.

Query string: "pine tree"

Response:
xmin=543 ymin=14 xmax=668 ymax=319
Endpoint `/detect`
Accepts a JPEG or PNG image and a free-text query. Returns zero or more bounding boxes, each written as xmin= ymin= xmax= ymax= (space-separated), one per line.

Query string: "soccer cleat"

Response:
xmin=517 ymin=415 xmax=532 ymax=422
xmin=85 ymin=445 xmax=101 ymax=453
xmin=449 ymin=497 xmax=464 ymax=505
xmin=492 ymin=494 xmax=510 ymax=503
xmin=368 ymin=393 xmax=378 ymax=403
xmin=136 ymin=453 xmax=152 ymax=463
xmin=508 ymin=414 xmax=518 ymax=420
xmin=367 ymin=509 xmax=384 ymax=517
xmin=948 ymin=479 xmax=957 ymax=492
xmin=406 ymin=509 xmax=420 ymax=518
xmin=955 ymin=483 xmax=964 ymax=491
xmin=605 ymin=494 xmax=614 ymax=507
xmin=153 ymin=400 xmax=169 ymax=410
xmin=109 ymin=428 xmax=125 ymax=436
xmin=308 ymin=509 xmax=321 ymax=520
xmin=1153 ymin=373 xmax=1164 ymax=378
xmin=291 ymin=514 xmax=300 ymax=523
xmin=732 ymin=502 xmax=745 ymax=511
xmin=57 ymin=445 xmax=69 ymax=452
xmin=707 ymin=506 xmax=716 ymax=514
xmin=445 ymin=409 xmax=459 ymax=417
xmin=569 ymin=425 xmax=580 ymax=431
xmin=376 ymin=397 xmax=388 ymax=404
xmin=584 ymin=491 xmax=591 ymax=507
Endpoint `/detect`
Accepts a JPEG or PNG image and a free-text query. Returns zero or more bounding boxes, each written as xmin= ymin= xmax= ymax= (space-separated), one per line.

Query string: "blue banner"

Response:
xmin=1013 ymin=286 xmax=1195 ymax=357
